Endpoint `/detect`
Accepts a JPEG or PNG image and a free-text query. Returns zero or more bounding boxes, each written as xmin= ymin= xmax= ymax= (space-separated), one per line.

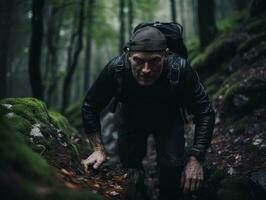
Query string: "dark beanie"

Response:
xmin=128 ymin=26 xmax=167 ymax=51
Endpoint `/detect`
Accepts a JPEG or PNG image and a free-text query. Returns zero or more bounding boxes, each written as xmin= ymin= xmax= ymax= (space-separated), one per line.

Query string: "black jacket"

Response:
xmin=82 ymin=53 xmax=215 ymax=160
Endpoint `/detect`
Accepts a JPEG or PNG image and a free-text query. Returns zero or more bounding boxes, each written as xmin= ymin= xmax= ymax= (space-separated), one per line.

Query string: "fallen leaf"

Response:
xmin=61 ymin=168 xmax=72 ymax=176
xmin=107 ymin=190 xmax=119 ymax=196
xmin=65 ymin=182 xmax=79 ymax=189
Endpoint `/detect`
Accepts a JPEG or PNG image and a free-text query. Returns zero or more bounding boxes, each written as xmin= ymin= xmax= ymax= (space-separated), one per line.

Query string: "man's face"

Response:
xmin=128 ymin=51 xmax=166 ymax=87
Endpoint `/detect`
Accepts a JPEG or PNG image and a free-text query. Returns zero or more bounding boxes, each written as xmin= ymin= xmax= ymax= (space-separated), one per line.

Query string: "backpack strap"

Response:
xmin=167 ymin=54 xmax=188 ymax=123
xmin=110 ymin=53 xmax=130 ymax=113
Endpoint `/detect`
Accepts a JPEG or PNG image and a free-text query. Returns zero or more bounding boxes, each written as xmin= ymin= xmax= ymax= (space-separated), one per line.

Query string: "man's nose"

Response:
xmin=142 ymin=62 xmax=151 ymax=74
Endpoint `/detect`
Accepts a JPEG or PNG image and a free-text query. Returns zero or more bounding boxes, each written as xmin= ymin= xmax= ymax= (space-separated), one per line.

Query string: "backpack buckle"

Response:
xmin=169 ymin=64 xmax=180 ymax=85
xmin=153 ymin=21 xmax=161 ymax=27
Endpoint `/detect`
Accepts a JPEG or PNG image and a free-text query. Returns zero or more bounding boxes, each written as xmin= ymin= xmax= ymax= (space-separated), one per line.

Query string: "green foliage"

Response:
xmin=186 ymin=37 xmax=200 ymax=61
xmin=91 ymin=0 xmax=118 ymax=46
xmin=217 ymin=10 xmax=248 ymax=32
xmin=135 ymin=0 xmax=159 ymax=21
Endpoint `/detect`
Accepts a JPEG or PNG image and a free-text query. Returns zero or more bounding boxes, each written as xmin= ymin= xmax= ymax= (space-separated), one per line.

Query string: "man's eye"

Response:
xmin=133 ymin=58 xmax=143 ymax=65
xmin=150 ymin=58 xmax=161 ymax=65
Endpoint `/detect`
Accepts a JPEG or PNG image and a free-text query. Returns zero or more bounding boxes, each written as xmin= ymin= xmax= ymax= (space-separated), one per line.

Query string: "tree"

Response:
xmin=44 ymin=1 xmax=65 ymax=106
xmin=197 ymin=0 xmax=217 ymax=48
xmin=250 ymin=0 xmax=266 ymax=17
xmin=28 ymin=0 xmax=45 ymax=100
xmin=128 ymin=0 xmax=134 ymax=37
xmin=84 ymin=0 xmax=95 ymax=92
xmin=119 ymin=0 xmax=126 ymax=53
xmin=62 ymin=0 xmax=85 ymax=112
xmin=0 ymin=0 xmax=17 ymax=99
xmin=170 ymin=0 xmax=177 ymax=23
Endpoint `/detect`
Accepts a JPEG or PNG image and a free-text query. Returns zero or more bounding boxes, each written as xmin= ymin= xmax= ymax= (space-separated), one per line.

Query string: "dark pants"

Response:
xmin=117 ymin=119 xmax=185 ymax=200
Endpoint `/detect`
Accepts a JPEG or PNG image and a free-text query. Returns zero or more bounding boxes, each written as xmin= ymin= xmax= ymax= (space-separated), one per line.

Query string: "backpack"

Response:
xmin=126 ymin=21 xmax=188 ymax=59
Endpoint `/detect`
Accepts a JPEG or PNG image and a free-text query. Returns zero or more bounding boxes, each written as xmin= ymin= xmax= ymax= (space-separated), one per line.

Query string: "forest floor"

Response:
xmin=43 ymin=139 xmax=133 ymax=200
xmin=141 ymin=102 xmax=266 ymax=200
xmin=142 ymin=109 xmax=266 ymax=200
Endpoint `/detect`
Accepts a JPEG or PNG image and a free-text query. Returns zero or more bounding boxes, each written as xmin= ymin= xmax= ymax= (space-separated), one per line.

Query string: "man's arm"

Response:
xmin=81 ymin=58 xmax=117 ymax=170
xmin=181 ymin=62 xmax=216 ymax=192
xmin=183 ymin=63 xmax=215 ymax=159
xmin=81 ymin=132 xmax=107 ymax=170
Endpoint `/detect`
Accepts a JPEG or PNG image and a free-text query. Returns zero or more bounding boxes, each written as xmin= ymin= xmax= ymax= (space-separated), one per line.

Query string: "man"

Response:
xmin=81 ymin=26 xmax=215 ymax=199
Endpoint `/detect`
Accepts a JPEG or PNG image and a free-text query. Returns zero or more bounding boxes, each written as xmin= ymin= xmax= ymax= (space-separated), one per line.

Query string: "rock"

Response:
xmin=0 ymin=115 xmax=102 ymax=200
xmin=0 ymin=98 xmax=139 ymax=200
xmin=250 ymin=170 xmax=266 ymax=192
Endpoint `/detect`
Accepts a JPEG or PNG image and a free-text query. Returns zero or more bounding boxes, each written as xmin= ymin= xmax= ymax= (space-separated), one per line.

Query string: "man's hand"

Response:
xmin=81 ymin=150 xmax=107 ymax=171
xmin=181 ymin=156 xmax=204 ymax=193
xmin=81 ymin=132 xmax=107 ymax=171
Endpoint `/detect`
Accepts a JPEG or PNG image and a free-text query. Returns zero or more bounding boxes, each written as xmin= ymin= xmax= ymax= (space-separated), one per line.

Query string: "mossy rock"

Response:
xmin=0 ymin=116 xmax=102 ymax=200
xmin=0 ymin=97 xmax=84 ymax=168
xmin=203 ymin=64 xmax=229 ymax=95
xmin=221 ymin=67 xmax=266 ymax=117
xmin=237 ymin=32 xmax=266 ymax=54
xmin=244 ymin=14 xmax=266 ymax=34
xmin=191 ymin=32 xmax=243 ymax=80
xmin=49 ymin=111 xmax=77 ymax=139
xmin=217 ymin=10 xmax=248 ymax=33
xmin=191 ymin=11 xmax=249 ymax=79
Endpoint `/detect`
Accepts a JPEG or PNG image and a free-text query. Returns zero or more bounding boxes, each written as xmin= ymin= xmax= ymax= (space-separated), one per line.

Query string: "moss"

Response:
xmin=0 ymin=97 xmax=82 ymax=163
xmin=214 ymin=69 xmax=241 ymax=98
xmin=49 ymin=111 xmax=76 ymax=138
xmin=191 ymin=33 xmax=232 ymax=78
xmin=190 ymin=11 xmax=249 ymax=79
xmin=186 ymin=37 xmax=200 ymax=61
xmin=1 ymin=97 xmax=51 ymax=125
xmin=0 ymin=117 xmax=53 ymax=183
xmin=237 ymin=32 xmax=266 ymax=54
xmin=0 ymin=116 xmax=102 ymax=200
xmin=217 ymin=10 xmax=248 ymax=32
xmin=203 ymin=68 xmax=229 ymax=96
xmin=187 ymin=37 xmax=200 ymax=52
xmin=0 ymin=98 xmax=54 ymax=145
xmin=244 ymin=14 xmax=266 ymax=34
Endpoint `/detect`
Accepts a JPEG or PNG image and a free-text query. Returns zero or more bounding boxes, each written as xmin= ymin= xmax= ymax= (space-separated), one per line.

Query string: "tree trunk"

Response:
xmin=192 ymin=0 xmax=198 ymax=36
xmin=0 ymin=1 xmax=15 ymax=99
xmin=197 ymin=0 xmax=217 ymax=48
xmin=119 ymin=0 xmax=125 ymax=53
xmin=45 ymin=1 xmax=64 ymax=106
xmin=84 ymin=0 xmax=95 ymax=92
xmin=250 ymin=0 xmax=266 ymax=17
xmin=29 ymin=0 xmax=44 ymax=100
xmin=128 ymin=0 xmax=133 ymax=37
xmin=180 ymin=0 xmax=186 ymax=39
xmin=170 ymin=0 xmax=177 ymax=23
xmin=62 ymin=0 xmax=85 ymax=112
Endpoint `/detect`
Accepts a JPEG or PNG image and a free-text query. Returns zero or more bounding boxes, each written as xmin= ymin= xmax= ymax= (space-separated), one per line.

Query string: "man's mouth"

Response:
xmin=140 ymin=75 xmax=152 ymax=80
